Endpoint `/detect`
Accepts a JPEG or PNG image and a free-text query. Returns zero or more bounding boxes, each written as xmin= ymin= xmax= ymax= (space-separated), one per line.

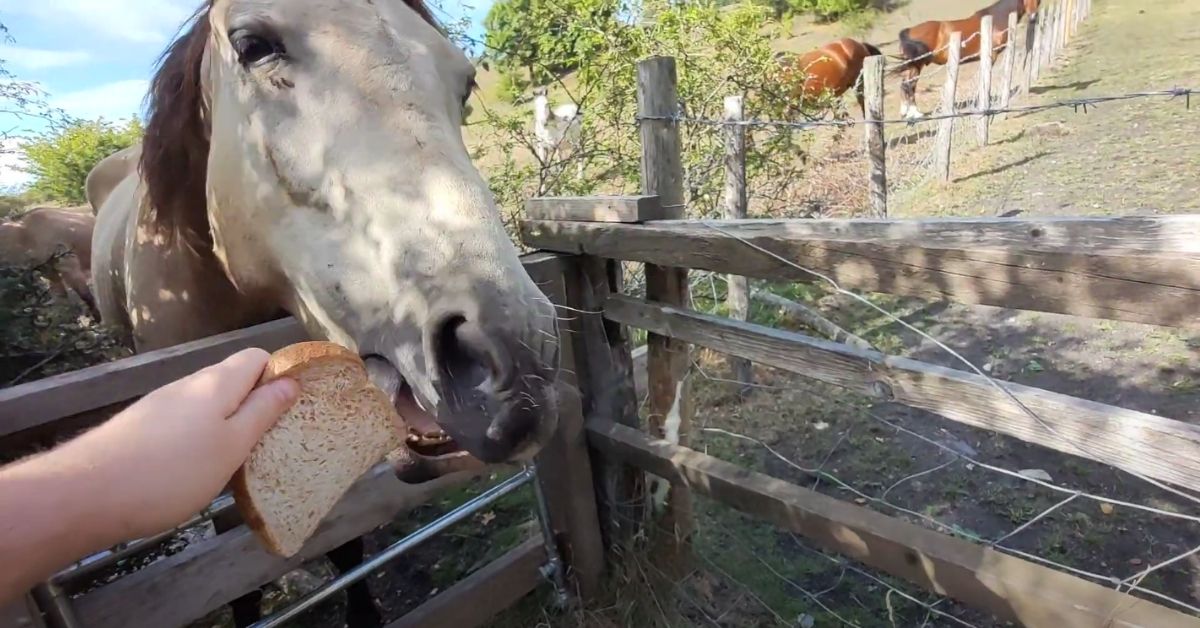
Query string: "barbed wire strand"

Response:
xmin=688 ymin=358 xmax=1200 ymax=617
xmin=692 ymin=218 xmax=1200 ymax=510
xmin=640 ymin=87 xmax=1195 ymax=130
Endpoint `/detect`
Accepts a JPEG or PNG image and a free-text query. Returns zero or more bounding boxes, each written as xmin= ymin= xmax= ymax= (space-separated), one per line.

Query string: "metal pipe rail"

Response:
xmin=249 ymin=465 xmax=560 ymax=628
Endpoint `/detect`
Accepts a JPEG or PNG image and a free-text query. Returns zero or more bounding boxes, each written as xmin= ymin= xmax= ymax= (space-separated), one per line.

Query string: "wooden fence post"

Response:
xmin=999 ymin=12 xmax=1019 ymax=114
xmin=535 ymin=262 xmax=609 ymax=600
xmin=976 ymin=14 xmax=994 ymax=146
xmin=1051 ymin=0 xmax=1064 ymax=60
xmin=721 ymin=95 xmax=752 ymax=394
xmin=636 ymin=56 xmax=694 ymax=550
xmin=1023 ymin=7 xmax=1038 ymax=90
xmin=1038 ymin=3 xmax=1053 ymax=75
xmin=862 ymin=56 xmax=887 ymax=217
xmin=1028 ymin=6 xmax=1044 ymax=84
xmin=934 ymin=31 xmax=962 ymax=182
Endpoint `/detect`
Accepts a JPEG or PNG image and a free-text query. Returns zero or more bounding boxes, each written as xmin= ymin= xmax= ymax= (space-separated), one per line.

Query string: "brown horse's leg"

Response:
xmin=900 ymin=65 xmax=922 ymax=118
xmin=327 ymin=537 xmax=382 ymax=628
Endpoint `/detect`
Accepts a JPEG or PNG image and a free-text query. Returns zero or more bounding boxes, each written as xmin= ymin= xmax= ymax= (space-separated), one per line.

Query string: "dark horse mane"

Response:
xmin=139 ymin=0 xmax=439 ymax=245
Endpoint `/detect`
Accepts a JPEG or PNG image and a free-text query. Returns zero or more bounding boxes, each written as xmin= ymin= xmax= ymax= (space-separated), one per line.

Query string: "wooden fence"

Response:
xmin=1 ymin=253 xmax=605 ymax=628
xmin=515 ymin=46 xmax=1200 ymax=625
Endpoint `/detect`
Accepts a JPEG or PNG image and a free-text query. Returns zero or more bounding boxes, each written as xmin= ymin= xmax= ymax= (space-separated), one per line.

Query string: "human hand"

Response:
xmin=59 ymin=348 xmax=299 ymax=542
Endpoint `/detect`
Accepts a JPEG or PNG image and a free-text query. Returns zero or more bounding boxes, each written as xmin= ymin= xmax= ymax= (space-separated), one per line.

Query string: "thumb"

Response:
xmin=226 ymin=377 xmax=300 ymax=454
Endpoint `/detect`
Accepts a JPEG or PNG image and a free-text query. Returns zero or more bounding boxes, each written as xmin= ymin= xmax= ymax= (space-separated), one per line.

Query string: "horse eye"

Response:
xmin=232 ymin=31 xmax=282 ymax=66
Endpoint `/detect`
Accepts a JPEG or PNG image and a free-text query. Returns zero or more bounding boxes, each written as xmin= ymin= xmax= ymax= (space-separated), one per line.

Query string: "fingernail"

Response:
xmin=265 ymin=377 xmax=301 ymax=405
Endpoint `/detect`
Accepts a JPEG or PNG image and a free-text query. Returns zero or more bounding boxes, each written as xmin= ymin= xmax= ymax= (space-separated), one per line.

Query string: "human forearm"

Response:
xmin=0 ymin=348 xmax=295 ymax=606
xmin=0 ymin=450 xmax=121 ymax=603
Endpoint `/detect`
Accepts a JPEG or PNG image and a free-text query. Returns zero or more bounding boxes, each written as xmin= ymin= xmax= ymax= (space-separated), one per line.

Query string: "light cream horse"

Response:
xmin=0 ymin=206 xmax=99 ymax=318
xmin=85 ymin=144 xmax=140 ymax=215
xmin=87 ymin=0 xmax=561 ymax=624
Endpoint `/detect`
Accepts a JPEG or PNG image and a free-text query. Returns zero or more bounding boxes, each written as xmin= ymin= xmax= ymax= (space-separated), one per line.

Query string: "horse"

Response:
xmin=86 ymin=0 xmax=562 ymax=625
xmin=775 ymin=38 xmax=884 ymax=117
xmin=0 ymin=206 xmax=99 ymax=319
xmin=85 ymin=144 xmax=140 ymax=215
xmin=893 ymin=0 xmax=1041 ymax=119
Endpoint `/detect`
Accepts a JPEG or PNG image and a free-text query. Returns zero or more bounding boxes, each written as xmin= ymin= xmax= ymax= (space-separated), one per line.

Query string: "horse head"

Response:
xmin=139 ymin=0 xmax=560 ymax=466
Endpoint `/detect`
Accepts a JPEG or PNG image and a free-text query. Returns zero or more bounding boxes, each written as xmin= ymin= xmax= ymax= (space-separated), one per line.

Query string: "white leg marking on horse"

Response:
xmin=650 ymin=379 xmax=687 ymax=512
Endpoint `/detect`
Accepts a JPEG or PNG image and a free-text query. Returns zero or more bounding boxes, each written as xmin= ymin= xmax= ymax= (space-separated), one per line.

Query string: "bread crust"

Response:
xmin=231 ymin=341 xmax=397 ymax=557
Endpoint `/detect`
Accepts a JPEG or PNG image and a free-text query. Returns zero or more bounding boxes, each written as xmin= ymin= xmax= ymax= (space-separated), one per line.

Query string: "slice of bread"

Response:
xmin=233 ymin=341 xmax=404 ymax=557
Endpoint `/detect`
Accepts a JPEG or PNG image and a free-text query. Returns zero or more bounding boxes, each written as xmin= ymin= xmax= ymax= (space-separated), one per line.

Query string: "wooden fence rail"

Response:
xmin=522 ymin=216 xmax=1200 ymax=329
xmin=603 ymin=294 xmax=1200 ymax=492
xmin=587 ymin=419 xmax=1200 ymax=628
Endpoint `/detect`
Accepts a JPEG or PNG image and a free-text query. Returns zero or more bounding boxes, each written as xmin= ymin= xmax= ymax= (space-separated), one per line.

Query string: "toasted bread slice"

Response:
xmin=233 ymin=341 xmax=403 ymax=557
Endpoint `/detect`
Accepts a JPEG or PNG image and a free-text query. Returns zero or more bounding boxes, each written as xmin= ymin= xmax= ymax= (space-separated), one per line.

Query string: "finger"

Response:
xmin=224 ymin=377 xmax=300 ymax=454
xmin=175 ymin=348 xmax=272 ymax=417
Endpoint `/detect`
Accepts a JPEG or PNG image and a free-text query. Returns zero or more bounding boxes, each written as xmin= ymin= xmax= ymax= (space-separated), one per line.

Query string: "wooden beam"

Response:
xmin=524 ymin=196 xmax=664 ymax=223
xmin=520 ymin=217 xmax=1200 ymax=328
xmin=604 ymin=295 xmax=1200 ymax=492
xmin=533 ymin=269 xmax=606 ymax=599
xmin=588 ymin=420 xmax=1200 ymax=628
xmin=72 ymin=466 xmax=477 ymax=628
xmin=560 ymin=256 xmax=644 ymax=547
xmin=385 ymin=537 xmax=545 ymax=628
xmin=0 ymin=318 xmax=310 ymax=440
xmin=0 ymin=253 xmax=567 ymax=443
xmin=637 ymin=55 xmax=694 ymax=545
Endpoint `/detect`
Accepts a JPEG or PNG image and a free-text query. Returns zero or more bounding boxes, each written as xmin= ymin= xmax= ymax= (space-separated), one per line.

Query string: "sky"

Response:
xmin=0 ymin=0 xmax=493 ymax=190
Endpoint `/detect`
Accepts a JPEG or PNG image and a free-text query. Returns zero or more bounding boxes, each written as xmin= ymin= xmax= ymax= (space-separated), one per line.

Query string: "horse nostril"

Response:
xmin=433 ymin=315 xmax=495 ymax=396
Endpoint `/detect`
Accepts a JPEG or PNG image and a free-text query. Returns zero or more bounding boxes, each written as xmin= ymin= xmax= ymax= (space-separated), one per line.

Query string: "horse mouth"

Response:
xmin=362 ymin=356 xmax=472 ymax=463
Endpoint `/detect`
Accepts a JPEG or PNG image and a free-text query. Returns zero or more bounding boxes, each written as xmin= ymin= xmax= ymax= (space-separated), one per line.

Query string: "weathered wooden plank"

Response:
xmin=587 ymin=420 xmax=1200 ymax=628
xmin=533 ymin=269 xmax=606 ymax=598
xmin=604 ymin=295 xmax=1200 ymax=492
xmin=72 ymin=466 xmax=477 ymax=628
xmin=0 ymin=253 xmax=566 ymax=442
xmin=520 ymin=217 xmax=1200 ymax=328
xmin=0 ymin=318 xmax=310 ymax=440
xmin=385 ymin=537 xmax=545 ymax=628
xmin=638 ymin=56 xmax=694 ymax=544
xmin=524 ymin=196 xmax=664 ymax=223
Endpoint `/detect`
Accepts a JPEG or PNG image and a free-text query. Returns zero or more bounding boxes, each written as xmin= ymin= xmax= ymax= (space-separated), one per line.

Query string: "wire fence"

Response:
xmin=514 ymin=1 xmax=1200 ymax=620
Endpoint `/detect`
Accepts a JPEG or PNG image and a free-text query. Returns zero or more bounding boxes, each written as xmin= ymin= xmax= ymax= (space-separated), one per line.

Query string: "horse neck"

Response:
xmin=134 ymin=203 xmax=279 ymax=341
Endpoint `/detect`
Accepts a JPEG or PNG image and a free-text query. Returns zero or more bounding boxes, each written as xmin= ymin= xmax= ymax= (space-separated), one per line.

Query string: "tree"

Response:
xmin=21 ymin=118 xmax=143 ymax=205
xmin=483 ymin=0 xmax=621 ymax=91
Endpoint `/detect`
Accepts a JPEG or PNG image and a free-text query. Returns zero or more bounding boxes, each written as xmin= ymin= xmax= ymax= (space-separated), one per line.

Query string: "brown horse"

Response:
xmin=893 ymin=0 xmax=1041 ymax=119
xmin=0 ymin=206 xmax=99 ymax=318
xmin=87 ymin=0 xmax=560 ymax=625
xmin=776 ymin=37 xmax=884 ymax=116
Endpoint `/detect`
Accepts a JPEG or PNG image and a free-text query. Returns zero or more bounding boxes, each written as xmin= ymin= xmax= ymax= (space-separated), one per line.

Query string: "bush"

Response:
xmin=0 ymin=254 xmax=129 ymax=387
xmin=21 ymin=118 xmax=143 ymax=205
